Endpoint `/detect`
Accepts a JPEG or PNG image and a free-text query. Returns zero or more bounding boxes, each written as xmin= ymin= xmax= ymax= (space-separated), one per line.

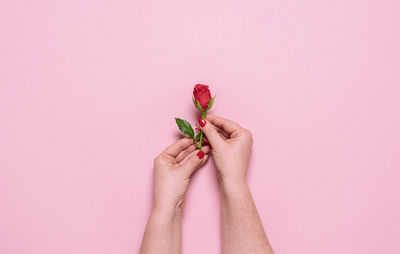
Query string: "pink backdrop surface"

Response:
xmin=1 ymin=0 xmax=400 ymax=253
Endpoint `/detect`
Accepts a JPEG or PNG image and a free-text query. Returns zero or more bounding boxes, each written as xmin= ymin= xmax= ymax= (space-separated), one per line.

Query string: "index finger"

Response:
xmin=162 ymin=137 xmax=194 ymax=157
xmin=206 ymin=114 xmax=242 ymax=136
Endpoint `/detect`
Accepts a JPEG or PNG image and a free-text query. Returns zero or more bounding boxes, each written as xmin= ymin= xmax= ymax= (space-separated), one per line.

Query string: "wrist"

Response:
xmin=152 ymin=196 xmax=186 ymax=218
xmin=218 ymin=177 xmax=248 ymax=195
xmin=151 ymin=205 xmax=183 ymax=221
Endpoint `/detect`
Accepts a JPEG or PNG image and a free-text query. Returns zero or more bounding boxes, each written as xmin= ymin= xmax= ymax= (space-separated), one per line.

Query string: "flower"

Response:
xmin=193 ymin=84 xmax=211 ymax=110
xmin=176 ymin=84 xmax=216 ymax=151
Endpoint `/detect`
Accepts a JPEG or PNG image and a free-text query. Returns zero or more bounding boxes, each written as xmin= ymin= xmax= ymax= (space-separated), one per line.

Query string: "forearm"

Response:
xmin=139 ymin=206 xmax=182 ymax=254
xmin=220 ymin=178 xmax=274 ymax=254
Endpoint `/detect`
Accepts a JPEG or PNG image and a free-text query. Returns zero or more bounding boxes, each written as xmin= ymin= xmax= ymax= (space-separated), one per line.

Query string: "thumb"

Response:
xmin=198 ymin=117 xmax=225 ymax=150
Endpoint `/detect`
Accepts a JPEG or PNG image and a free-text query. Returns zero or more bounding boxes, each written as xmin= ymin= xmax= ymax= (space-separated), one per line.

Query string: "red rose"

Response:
xmin=193 ymin=84 xmax=211 ymax=110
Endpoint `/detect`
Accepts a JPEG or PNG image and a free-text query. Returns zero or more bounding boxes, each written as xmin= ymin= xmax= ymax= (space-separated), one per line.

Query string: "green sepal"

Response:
xmin=195 ymin=99 xmax=205 ymax=112
xmin=175 ymin=117 xmax=194 ymax=138
xmin=206 ymin=94 xmax=216 ymax=110
xmin=192 ymin=96 xmax=197 ymax=107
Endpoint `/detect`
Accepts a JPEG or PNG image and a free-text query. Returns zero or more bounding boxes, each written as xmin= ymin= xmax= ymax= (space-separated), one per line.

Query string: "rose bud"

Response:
xmin=192 ymin=84 xmax=215 ymax=111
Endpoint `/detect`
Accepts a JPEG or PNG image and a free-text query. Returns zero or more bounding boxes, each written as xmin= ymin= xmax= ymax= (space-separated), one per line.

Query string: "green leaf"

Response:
xmin=175 ymin=118 xmax=194 ymax=138
xmin=206 ymin=94 xmax=216 ymax=110
xmin=194 ymin=132 xmax=201 ymax=141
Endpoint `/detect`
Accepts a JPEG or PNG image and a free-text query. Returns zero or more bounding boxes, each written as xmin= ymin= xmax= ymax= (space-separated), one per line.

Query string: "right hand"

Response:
xmin=197 ymin=114 xmax=253 ymax=185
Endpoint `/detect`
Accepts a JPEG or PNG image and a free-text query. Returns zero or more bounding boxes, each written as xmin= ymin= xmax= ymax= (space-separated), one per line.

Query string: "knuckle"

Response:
xmin=153 ymin=155 xmax=162 ymax=165
xmin=243 ymin=128 xmax=253 ymax=142
xmin=242 ymin=128 xmax=251 ymax=136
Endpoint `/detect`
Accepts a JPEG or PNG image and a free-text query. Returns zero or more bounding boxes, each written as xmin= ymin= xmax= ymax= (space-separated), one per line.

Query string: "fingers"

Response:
xmin=197 ymin=118 xmax=226 ymax=150
xmin=214 ymin=126 xmax=230 ymax=140
xmin=162 ymin=137 xmax=194 ymax=157
xmin=205 ymin=114 xmax=242 ymax=137
xmin=196 ymin=126 xmax=228 ymax=141
xmin=176 ymin=144 xmax=197 ymax=163
xmin=180 ymin=146 xmax=211 ymax=176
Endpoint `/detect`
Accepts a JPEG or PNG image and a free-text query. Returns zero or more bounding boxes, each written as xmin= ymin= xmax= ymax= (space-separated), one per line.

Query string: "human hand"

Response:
xmin=197 ymin=115 xmax=253 ymax=185
xmin=152 ymin=137 xmax=210 ymax=214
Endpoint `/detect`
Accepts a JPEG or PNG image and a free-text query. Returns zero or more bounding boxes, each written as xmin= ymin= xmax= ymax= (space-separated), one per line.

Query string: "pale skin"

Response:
xmin=139 ymin=114 xmax=274 ymax=254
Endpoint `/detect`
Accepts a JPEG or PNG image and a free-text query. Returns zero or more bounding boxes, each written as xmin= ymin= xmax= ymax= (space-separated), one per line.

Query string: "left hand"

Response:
xmin=152 ymin=137 xmax=210 ymax=214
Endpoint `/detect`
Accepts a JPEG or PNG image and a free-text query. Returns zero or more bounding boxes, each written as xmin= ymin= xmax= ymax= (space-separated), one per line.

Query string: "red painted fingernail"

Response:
xmin=198 ymin=118 xmax=206 ymax=127
xmin=197 ymin=151 xmax=205 ymax=159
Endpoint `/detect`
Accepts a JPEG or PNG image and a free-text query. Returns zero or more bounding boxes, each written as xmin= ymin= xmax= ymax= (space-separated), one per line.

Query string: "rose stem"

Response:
xmin=198 ymin=110 xmax=207 ymax=151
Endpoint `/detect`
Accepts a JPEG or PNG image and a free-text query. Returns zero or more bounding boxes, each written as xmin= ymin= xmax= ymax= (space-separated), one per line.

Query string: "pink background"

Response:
xmin=1 ymin=0 xmax=400 ymax=253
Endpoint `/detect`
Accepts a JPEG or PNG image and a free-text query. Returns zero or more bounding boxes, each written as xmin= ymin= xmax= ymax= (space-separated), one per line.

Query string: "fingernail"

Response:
xmin=198 ymin=118 xmax=206 ymax=127
xmin=197 ymin=151 xmax=205 ymax=159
